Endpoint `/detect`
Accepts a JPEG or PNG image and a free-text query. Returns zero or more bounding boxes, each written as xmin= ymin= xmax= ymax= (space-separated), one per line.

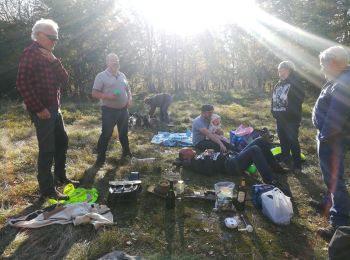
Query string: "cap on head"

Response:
xmin=201 ymin=104 xmax=214 ymax=112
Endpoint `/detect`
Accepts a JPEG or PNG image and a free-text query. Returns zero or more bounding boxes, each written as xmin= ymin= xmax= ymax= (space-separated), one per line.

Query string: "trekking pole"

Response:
xmin=238 ymin=214 xmax=253 ymax=233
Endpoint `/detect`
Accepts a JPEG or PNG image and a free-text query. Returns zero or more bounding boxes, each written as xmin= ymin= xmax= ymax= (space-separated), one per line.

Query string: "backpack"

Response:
xmin=230 ymin=127 xmax=274 ymax=152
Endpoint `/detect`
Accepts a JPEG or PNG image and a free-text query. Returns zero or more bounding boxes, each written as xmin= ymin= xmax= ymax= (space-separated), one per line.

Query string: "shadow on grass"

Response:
xmin=162 ymin=200 xmax=186 ymax=259
xmin=295 ymin=169 xmax=325 ymax=201
xmin=9 ymin=223 xmax=97 ymax=259
xmin=79 ymin=164 xmax=101 ymax=188
xmin=0 ymin=198 xmax=45 ymax=256
xmin=274 ymin=221 xmax=316 ymax=258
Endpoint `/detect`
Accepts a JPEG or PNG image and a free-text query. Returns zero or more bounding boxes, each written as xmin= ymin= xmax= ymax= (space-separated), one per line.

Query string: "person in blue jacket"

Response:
xmin=312 ymin=46 xmax=350 ymax=241
xmin=271 ymin=61 xmax=305 ymax=173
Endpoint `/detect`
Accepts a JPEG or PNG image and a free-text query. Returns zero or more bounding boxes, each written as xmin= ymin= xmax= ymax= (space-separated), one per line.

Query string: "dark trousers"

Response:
xmin=31 ymin=110 xmax=68 ymax=195
xmin=226 ymin=138 xmax=279 ymax=183
xmin=318 ymin=137 xmax=350 ymax=226
xmin=160 ymin=97 xmax=172 ymax=123
xmin=97 ymin=106 xmax=130 ymax=160
xmin=195 ymin=139 xmax=236 ymax=152
xmin=276 ymin=119 xmax=301 ymax=169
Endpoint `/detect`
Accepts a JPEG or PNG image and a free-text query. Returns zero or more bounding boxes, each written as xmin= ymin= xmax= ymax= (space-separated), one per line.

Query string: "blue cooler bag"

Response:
xmin=252 ymin=184 xmax=275 ymax=209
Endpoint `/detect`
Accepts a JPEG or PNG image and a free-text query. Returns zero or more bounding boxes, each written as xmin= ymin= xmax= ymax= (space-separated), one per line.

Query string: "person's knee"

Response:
xmin=100 ymin=130 xmax=113 ymax=140
xmin=38 ymin=151 xmax=54 ymax=165
xmin=249 ymin=145 xmax=261 ymax=155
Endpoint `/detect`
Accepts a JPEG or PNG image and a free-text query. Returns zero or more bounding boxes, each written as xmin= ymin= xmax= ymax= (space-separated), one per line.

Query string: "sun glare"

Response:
xmin=124 ymin=0 xmax=257 ymax=35
xmin=118 ymin=0 xmax=349 ymax=87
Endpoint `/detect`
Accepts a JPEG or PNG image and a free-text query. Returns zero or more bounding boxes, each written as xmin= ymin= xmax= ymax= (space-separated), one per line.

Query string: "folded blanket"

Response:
xmin=8 ymin=202 xmax=113 ymax=229
xmin=151 ymin=131 xmax=192 ymax=147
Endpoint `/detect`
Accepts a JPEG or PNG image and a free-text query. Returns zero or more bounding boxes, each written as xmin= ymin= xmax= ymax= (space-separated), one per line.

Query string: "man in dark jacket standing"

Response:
xmin=271 ymin=61 xmax=305 ymax=173
xmin=16 ymin=19 xmax=78 ymax=200
xmin=312 ymin=46 xmax=350 ymax=241
xmin=144 ymin=93 xmax=172 ymax=123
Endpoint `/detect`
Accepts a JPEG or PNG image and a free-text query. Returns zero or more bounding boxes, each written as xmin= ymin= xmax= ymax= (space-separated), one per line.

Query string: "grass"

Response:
xmin=0 ymin=90 xmax=340 ymax=259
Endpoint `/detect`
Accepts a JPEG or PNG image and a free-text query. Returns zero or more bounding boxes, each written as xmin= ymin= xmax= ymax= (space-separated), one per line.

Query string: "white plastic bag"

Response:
xmin=261 ymin=187 xmax=293 ymax=225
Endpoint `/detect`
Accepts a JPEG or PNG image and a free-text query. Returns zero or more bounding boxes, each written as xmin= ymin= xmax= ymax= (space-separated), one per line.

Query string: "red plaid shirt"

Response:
xmin=16 ymin=41 xmax=68 ymax=113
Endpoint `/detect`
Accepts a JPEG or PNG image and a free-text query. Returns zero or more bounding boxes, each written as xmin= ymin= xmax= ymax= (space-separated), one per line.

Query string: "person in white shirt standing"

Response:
xmin=92 ymin=53 xmax=132 ymax=166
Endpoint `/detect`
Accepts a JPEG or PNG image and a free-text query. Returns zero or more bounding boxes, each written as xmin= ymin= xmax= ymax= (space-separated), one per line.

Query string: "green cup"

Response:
xmin=246 ymin=164 xmax=257 ymax=174
xmin=113 ymin=89 xmax=121 ymax=96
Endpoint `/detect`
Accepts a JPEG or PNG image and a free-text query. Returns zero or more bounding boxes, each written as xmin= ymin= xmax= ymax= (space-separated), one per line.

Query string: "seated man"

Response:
xmin=144 ymin=93 xmax=172 ymax=123
xmin=192 ymin=104 xmax=235 ymax=152
xmin=192 ymin=104 xmax=288 ymax=190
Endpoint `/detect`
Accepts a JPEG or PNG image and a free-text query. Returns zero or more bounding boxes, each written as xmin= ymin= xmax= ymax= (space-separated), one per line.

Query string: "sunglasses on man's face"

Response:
xmin=43 ymin=33 xmax=58 ymax=42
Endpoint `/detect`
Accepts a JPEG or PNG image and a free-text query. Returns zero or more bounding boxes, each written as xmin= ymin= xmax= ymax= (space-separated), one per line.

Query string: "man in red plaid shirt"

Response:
xmin=16 ymin=19 xmax=78 ymax=200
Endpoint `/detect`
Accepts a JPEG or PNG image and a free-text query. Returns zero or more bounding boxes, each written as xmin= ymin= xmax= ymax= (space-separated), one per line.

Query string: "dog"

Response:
xmin=129 ymin=112 xmax=150 ymax=129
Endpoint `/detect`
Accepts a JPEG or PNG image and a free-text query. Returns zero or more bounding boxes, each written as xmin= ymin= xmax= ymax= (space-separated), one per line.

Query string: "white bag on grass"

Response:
xmin=261 ymin=187 xmax=293 ymax=225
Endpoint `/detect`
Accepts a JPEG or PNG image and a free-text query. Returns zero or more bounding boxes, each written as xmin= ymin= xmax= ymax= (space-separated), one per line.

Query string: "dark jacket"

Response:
xmin=271 ymin=71 xmax=305 ymax=122
xmin=312 ymin=67 xmax=350 ymax=142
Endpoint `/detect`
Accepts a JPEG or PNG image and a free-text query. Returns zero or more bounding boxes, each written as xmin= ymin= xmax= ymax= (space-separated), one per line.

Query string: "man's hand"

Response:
xmin=37 ymin=108 xmax=51 ymax=119
xmin=215 ymin=128 xmax=224 ymax=135
xmin=106 ymin=94 xmax=118 ymax=101
xmin=219 ymin=143 xmax=227 ymax=153
xmin=39 ymin=48 xmax=57 ymax=62
xmin=127 ymin=98 xmax=132 ymax=108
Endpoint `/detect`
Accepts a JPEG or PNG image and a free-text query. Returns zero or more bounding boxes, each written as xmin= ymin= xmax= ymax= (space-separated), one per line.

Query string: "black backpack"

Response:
xmin=191 ymin=150 xmax=244 ymax=176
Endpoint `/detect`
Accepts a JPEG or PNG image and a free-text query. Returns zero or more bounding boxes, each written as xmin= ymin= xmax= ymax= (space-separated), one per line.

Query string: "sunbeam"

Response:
xmin=122 ymin=0 xmax=257 ymax=35
xmin=234 ymin=6 xmax=350 ymax=87
xmin=118 ymin=0 xmax=349 ymax=87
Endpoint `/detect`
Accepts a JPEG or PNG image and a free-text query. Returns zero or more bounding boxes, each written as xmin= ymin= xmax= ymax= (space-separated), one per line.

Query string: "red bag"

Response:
xmin=179 ymin=148 xmax=196 ymax=160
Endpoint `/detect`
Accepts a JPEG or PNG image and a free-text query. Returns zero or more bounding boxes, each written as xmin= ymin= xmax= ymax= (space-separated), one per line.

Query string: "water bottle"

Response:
xmin=165 ymin=181 xmax=176 ymax=209
xmin=131 ymin=157 xmax=156 ymax=167
xmin=236 ymin=178 xmax=246 ymax=212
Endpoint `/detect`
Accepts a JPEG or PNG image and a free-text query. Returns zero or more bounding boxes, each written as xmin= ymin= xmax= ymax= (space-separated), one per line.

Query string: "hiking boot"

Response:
xmin=121 ymin=152 xmax=132 ymax=163
xmin=272 ymin=164 xmax=289 ymax=174
xmin=270 ymin=180 xmax=292 ymax=197
xmin=121 ymin=155 xmax=132 ymax=164
xmin=54 ymin=177 xmax=80 ymax=187
xmin=280 ymin=161 xmax=292 ymax=170
xmin=42 ymin=191 xmax=69 ymax=201
xmin=317 ymin=225 xmax=337 ymax=242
